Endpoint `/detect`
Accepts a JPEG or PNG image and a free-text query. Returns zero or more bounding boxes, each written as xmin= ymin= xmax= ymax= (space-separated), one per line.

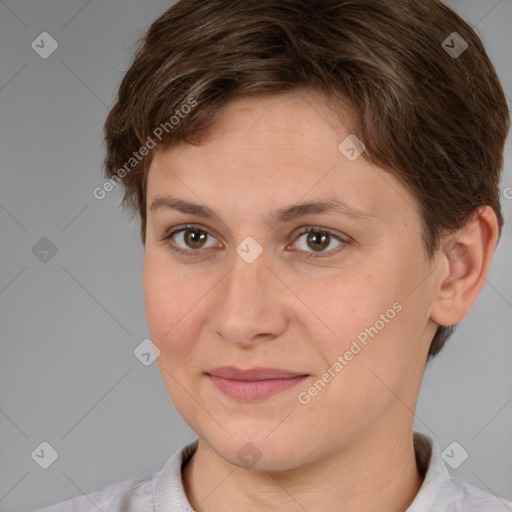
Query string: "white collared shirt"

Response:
xmin=35 ymin=432 xmax=512 ymax=511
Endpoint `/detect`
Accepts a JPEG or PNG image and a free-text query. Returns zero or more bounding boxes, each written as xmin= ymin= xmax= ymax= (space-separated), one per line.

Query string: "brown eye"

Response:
xmin=183 ymin=228 xmax=208 ymax=249
xmin=291 ymin=227 xmax=349 ymax=258
xmin=161 ymin=225 xmax=220 ymax=256
xmin=306 ymin=232 xmax=331 ymax=252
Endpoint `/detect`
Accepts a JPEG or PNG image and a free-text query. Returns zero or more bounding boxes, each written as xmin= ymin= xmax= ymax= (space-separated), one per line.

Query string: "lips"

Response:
xmin=206 ymin=366 xmax=307 ymax=381
xmin=205 ymin=366 xmax=309 ymax=400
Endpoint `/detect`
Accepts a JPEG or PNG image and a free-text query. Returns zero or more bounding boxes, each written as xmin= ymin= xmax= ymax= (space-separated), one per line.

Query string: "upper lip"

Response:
xmin=206 ymin=366 xmax=308 ymax=381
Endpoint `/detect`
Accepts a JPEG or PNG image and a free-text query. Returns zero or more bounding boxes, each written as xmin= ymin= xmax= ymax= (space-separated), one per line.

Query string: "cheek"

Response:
xmin=143 ymin=257 xmax=208 ymax=414
xmin=298 ymin=262 xmax=421 ymax=392
xmin=295 ymin=264 xmax=399 ymax=348
xmin=143 ymin=255 xmax=204 ymax=356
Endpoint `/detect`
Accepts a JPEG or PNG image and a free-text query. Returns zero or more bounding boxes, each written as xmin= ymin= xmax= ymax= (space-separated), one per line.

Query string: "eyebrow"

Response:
xmin=149 ymin=195 xmax=376 ymax=225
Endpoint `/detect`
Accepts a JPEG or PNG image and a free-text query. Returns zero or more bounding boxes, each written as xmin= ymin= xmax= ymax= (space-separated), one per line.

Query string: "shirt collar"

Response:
xmin=152 ymin=431 xmax=450 ymax=512
xmin=153 ymin=438 xmax=198 ymax=511
xmin=407 ymin=431 xmax=451 ymax=511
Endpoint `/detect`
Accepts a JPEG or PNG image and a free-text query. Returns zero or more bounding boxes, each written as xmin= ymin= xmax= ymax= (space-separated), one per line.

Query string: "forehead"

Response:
xmin=146 ymin=90 xmax=420 ymax=231
xmin=197 ymin=89 xmax=356 ymax=147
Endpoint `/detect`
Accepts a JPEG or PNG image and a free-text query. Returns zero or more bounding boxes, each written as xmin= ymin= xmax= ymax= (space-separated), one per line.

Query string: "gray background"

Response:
xmin=0 ymin=0 xmax=511 ymax=511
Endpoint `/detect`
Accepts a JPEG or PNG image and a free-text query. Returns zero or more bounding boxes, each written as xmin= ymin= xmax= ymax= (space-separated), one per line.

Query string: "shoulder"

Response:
xmin=442 ymin=477 xmax=512 ymax=512
xmin=32 ymin=439 xmax=198 ymax=512
xmin=411 ymin=432 xmax=511 ymax=512
xmin=33 ymin=471 xmax=155 ymax=512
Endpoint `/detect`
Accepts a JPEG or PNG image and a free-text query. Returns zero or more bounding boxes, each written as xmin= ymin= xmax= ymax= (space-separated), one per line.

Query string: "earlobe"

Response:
xmin=430 ymin=207 xmax=499 ymax=327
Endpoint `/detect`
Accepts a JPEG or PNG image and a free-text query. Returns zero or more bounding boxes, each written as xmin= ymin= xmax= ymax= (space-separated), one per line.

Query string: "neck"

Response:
xmin=183 ymin=423 xmax=424 ymax=512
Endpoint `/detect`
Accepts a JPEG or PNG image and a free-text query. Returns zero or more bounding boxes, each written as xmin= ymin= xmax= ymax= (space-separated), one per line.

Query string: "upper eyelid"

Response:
xmin=164 ymin=224 xmax=222 ymax=244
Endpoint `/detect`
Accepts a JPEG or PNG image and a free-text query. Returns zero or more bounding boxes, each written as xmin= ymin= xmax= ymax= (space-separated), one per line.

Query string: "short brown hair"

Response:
xmin=103 ymin=0 xmax=510 ymax=359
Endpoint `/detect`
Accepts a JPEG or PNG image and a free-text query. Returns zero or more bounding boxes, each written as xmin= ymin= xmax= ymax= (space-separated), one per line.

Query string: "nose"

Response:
xmin=209 ymin=246 xmax=288 ymax=348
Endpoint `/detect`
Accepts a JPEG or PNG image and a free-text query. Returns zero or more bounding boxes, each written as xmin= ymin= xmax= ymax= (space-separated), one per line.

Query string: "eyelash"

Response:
xmin=158 ymin=224 xmax=351 ymax=260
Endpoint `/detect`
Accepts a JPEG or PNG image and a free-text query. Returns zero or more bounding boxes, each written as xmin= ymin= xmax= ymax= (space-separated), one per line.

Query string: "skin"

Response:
xmin=142 ymin=88 xmax=498 ymax=512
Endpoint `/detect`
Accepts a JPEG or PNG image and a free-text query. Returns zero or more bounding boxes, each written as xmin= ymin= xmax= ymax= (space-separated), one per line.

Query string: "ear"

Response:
xmin=430 ymin=206 xmax=500 ymax=327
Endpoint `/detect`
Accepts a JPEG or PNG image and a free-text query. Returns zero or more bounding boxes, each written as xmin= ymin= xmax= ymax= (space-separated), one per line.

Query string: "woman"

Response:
xmin=38 ymin=0 xmax=511 ymax=510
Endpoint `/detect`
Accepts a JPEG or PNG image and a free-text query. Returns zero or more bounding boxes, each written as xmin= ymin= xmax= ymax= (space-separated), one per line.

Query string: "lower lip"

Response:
xmin=208 ymin=375 xmax=308 ymax=400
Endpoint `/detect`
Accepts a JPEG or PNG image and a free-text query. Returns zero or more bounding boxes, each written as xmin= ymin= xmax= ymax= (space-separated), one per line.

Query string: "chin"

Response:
xmin=203 ymin=429 xmax=309 ymax=472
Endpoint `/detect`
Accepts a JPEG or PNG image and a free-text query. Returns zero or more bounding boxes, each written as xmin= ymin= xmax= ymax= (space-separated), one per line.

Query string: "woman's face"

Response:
xmin=143 ymin=89 xmax=439 ymax=470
